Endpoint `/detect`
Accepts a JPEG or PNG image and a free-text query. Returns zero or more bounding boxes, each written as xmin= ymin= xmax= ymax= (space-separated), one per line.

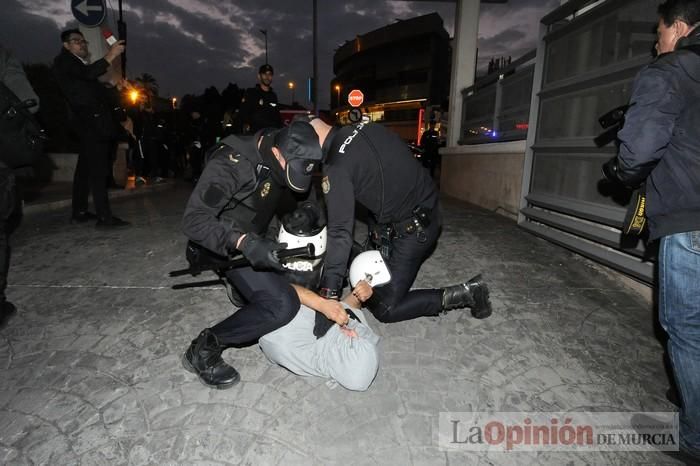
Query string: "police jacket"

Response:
xmin=182 ymin=134 xmax=290 ymax=257
xmin=319 ymin=122 xmax=439 ymax=291
xmin=616 ymin=31 xmax=700 ymax=240
xmin=239 ymin=84 xmax=282 ymax=134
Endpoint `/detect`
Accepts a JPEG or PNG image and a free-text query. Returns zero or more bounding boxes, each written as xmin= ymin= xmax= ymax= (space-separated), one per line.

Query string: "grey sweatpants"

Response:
xmin=259 ymin=305 xmax=380 ymax=391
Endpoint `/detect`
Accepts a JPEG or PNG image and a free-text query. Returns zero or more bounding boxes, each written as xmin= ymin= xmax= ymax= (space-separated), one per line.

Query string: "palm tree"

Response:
xmin=134 ymin=73 xmax=159 ymax=100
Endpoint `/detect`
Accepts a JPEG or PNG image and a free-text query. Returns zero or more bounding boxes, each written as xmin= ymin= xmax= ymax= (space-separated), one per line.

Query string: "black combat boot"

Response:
xmin=442 ymin=274 xmax=493 ymax=319
xmin=182 ymin=329 xmax=240 ymax=389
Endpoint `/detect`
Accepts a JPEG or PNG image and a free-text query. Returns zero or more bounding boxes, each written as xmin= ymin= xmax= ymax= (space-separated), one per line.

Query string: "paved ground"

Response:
xmin=0 ymin=183 xmax=680 ymax=465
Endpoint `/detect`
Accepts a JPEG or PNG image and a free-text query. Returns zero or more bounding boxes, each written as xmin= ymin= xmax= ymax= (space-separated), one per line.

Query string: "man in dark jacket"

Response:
xmin=603 ymin=0 xmax=700 ymax=460
xmin=239 ymin=64 xmax=282 ymax=134
xmin=181 ymin=120 xmax=350 ymax=389
xmin=304 ymin=117 xmax=493 ymax=325
xmin=53 ymin=29 xmax=129 ymax=228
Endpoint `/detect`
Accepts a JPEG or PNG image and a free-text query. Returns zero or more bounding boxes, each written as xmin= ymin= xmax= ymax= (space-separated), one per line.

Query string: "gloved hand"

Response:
xmin=601 ymin=157 xmax=621 ymax=183
xmin=238 ymin=233 xmax=287 ymax=271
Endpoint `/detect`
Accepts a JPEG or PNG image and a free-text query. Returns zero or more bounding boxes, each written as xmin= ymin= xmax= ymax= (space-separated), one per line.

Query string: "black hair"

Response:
xmin=61 ymin=28 xmax=83 ymax=43
xmin=658 ymin=0 xmax=700 ymax=27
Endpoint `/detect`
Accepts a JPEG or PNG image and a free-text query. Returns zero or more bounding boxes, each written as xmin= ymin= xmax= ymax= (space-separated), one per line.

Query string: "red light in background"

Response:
xmin=516 ymin=122 xmax=529 ymax=130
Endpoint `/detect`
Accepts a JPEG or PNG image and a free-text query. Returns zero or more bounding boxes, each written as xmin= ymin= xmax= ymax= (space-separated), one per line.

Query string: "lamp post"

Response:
xmin=259 ymin=29 xmax=268 ymax=63
xmin=334 ymin=84 xmax=341 ymax=108
xmin=288 ymin=81 xmax=295 ymax=105
xmin=171 ymin=97 xmax=177 ymax=110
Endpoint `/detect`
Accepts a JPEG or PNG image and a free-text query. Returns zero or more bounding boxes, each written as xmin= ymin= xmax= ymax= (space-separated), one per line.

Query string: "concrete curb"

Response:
xmin=22 ymin=181 xmax=178 ymax=215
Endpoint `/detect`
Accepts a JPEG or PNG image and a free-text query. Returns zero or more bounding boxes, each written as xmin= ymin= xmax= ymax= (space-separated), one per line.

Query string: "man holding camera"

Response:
xmin=602 ymin=0 xmax=700 ymax=461
xmin=305 ymin=117 xmax=493 ymax=324
xmin=53 ymin=29 xmax=128 ymax=228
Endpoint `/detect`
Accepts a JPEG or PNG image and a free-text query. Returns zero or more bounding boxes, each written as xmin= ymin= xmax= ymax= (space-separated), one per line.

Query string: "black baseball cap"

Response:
xmin=259 ymin=64 xmax=274 ymax=74
xmin=274 ymin=120 xmax=322 ymax=192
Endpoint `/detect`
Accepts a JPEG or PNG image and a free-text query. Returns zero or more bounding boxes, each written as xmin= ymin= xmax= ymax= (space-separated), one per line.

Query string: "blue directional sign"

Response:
xmin=71 ymin=0 xmax=106 ymax=27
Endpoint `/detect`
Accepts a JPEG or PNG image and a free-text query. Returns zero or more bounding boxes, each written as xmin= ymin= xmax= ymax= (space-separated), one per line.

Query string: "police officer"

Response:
xmin=419 ymin=120 xmax=440 ymax=178
xmin=306 ymin=117 xmax=493 ymax=323
xmin=181 ymin=120 xmax=349 ymax=389
xmin=239 ymin=64 xmax=283 ymax=135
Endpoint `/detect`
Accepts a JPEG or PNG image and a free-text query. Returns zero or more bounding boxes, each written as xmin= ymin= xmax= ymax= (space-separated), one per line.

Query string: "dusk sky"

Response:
xmin=0 ymin=0 xmax=559 ymax=108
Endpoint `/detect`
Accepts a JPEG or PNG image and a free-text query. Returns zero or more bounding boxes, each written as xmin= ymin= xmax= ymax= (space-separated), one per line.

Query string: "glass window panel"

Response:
xmin=544 ymin=0 xmax=657 ymax=84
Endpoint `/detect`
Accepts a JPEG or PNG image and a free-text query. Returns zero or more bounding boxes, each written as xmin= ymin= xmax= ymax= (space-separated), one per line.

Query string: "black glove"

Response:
xmin=238 ymin=233 xmax=287 ymax=271
xmin=601 ymin=157 xmax=621 ymax=183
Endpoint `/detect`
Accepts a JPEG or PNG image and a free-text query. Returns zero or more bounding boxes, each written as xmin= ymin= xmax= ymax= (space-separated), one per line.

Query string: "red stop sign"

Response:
xmin=348 ymin=89 xmax=364 ymax=108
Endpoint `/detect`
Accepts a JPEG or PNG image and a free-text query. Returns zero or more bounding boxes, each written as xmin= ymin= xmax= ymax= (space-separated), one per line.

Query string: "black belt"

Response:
xmin=373 ymin=205 xmax=433 ymax=244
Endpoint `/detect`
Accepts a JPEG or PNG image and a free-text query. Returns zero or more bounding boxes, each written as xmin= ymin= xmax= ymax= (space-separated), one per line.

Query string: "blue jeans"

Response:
xmin=659 ymin=231 xmax=700 ymax=455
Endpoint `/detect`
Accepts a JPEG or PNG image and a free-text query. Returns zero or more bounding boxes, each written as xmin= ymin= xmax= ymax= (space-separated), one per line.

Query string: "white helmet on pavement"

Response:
xmin=349 ymin=250 xmax=391 ymax=288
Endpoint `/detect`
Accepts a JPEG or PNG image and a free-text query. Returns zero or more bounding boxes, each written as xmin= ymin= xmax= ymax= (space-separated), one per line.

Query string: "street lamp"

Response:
xmin=334 ymin=84 xmax=341 ymax=108
xmin=259 ymin=29 xmax=268 ymax=63
xmin=129 ymin=89 xmax=140 ymax=105
xmin=288 ymin=81 xmax=295 ymax=105
xmin=171 ymin=97 xmax=177 ymax=109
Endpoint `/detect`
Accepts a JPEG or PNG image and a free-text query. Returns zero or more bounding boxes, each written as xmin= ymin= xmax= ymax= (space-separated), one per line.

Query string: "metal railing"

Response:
xmin=459 ymin=49 xmax=536 ymax=145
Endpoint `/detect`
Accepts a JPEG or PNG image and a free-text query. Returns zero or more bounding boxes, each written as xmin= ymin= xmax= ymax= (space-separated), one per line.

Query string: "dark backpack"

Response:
xmin=0 ymin=81 xmax=44 ymax=168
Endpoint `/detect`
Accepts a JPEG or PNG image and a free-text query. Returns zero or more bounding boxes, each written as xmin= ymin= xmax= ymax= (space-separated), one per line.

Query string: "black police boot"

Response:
xmin=442 ymin=274 xmax=493 ymax=319
xmin=182 ymin=329 xmax=240 ymax=389
xmin=0 ymin=301 xmax=17 ymax=329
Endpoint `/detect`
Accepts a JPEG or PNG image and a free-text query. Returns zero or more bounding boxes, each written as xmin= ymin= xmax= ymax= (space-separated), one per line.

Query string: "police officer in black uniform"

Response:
xmin=181 ymin=120 xmax=335 ymax=389
xmin=307 ymin=117 xmax=493 ymax=323
xmin=239 ymin=64 xmax=283 ymax=135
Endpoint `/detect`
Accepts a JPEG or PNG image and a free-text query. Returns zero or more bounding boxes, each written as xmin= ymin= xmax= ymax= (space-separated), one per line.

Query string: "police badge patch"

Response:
xmin=260 ymin=181 xmax=271 ymax=198
xmin=322 ymin=176 xmax=330 ymax=194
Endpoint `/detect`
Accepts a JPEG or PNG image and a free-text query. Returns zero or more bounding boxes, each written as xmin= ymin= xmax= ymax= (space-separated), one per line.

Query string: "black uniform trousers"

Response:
xmin=72 ymin=130 xmax=112 ymax=219
xmin=366 ymin=207 xmax=443 ymax=323
xmin=0 ymin=168 xmax=19 ymax=304
xmin=211 ymin=266 xmax=300 ymax=346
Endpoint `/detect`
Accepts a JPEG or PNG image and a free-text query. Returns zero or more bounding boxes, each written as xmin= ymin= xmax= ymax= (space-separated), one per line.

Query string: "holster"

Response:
xmin=622 ymin=183 xmax=647 ymax=236
xmin=369 ymin=223 xmax=395 ymax=259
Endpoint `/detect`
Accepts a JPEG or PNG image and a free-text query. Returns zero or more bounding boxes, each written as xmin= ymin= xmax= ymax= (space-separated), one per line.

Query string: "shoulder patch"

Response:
xmin=322 ymin=176 xmax=330 ymax=194
xmin=228 ymin=153 xmax=240 ymax=163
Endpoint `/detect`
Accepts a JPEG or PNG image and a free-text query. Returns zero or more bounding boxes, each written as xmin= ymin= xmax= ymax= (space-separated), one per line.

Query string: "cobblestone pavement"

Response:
xmin=0 ymin=184 xmax=680 ymax=465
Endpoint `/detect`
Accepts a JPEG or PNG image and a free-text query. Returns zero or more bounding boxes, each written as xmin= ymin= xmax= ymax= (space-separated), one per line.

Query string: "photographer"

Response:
xmin=53 ymin=29 xmax=129 ymax=228
xmin=602 ymin=0 xmax=700 ymax=461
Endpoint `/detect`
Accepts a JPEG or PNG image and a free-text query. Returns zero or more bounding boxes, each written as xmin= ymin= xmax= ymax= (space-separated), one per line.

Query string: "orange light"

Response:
xmin=416 ymin=108 xmax=424 ymax=143
xmin=288 ymin=81 xmax=295 ymax=89
xmin=129 ymin=90 xmax=140 ymax=104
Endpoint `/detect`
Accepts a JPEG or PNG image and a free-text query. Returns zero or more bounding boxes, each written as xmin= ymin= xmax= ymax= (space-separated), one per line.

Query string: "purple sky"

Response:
xmin=0 ymin=0 xmax=559 ymax=108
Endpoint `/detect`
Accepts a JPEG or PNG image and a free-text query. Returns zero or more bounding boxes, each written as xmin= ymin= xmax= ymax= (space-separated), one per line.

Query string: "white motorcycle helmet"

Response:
xmin=277 ymin=202 xmax=327 ymax=289
xmin=277 ymin=223 xmax=327 ymax=272
xmin=349 ymin=250 xmax=391 ymax=288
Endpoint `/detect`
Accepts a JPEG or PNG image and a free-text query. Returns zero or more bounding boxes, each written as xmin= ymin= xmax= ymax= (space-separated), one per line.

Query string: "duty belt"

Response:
xmin=372 ymin=205 xmax=433 ymax=245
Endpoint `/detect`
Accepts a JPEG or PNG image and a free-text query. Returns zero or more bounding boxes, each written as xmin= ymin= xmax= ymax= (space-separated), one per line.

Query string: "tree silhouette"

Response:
xmin=134 ymin=73 xmax=159 ymax=101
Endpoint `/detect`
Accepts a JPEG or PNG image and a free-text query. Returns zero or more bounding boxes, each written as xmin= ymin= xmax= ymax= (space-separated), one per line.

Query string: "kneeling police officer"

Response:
xmin=181 ymin=120 xmax=340 ymax=389
xmin=307 ymin=117 xmax=493 ymax=323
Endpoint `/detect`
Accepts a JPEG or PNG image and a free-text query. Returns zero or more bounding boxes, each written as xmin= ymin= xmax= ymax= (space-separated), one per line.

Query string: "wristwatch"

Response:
xmin=319 ymin=287 xmax=340 ymax=300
